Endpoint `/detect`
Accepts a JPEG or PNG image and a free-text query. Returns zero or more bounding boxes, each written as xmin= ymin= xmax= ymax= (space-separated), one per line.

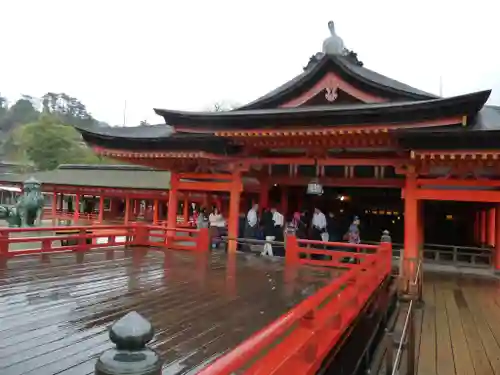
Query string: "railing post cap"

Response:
xmin=95 ymin=311 xmax=163 ymax=374
xmin=381 ymin=230 xmax=392 ymax=243
xmin=109 ymin=311 xmax=154 ymax=350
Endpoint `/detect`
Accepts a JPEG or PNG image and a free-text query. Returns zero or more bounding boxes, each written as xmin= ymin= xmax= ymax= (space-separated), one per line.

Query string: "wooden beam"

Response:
xmin=242 ymin=157 xmax=404 ymax=167
xmin=177 ymin=181 xmax=241 ymax=192
xmin=417 ymin=178 xmax=500 ymax=188
xmin=416 ymin=188 xmax=500 ymax=203
xmin=268 ymin=177 xmax=404 ymax=188
xmin=179 ymin=173 xmax=233 ymax=181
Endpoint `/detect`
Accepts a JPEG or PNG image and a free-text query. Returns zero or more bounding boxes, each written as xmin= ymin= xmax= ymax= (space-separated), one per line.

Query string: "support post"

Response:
xmin=417 ymin=201 xmax=424 ymax=252
xmin=51 ymin=191 xmax=57 ymax=226
xmin=495 ymin=206 xmax=500 ymax=273
xmin=153 ymin=199 xmax=159 ymax=224
xmin=98 ymin=195 xmax=104 ymax=223
xmin=74 ymin=194 xmax=80 ymax=224
xmin=403 ymin=171 xmax=419 ymax=289
xmin=227 ymin=171 xmax=242 ymax=253
xmin=183 ymin=195 xmax=189 ymax=224
xmin=166 ymin=173 xmax=179 ymax=240
xmin=124 ymin=197 xmax=130 ymax=225
xmin=481 ymin=209 xmax=487 ymax=246
xmin=488 ymin=207 xmax=496 ymax=247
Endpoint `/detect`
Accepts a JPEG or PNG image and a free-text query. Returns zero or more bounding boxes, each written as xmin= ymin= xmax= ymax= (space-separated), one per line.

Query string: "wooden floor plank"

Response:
xmin=463 ymin=282 xmax=500 ymax=374
xmin=451 ymin=278 xmax=493 ymax=375
xmin=418 ymin=280 xmax=437 ymax=375
xmin=442 ymin=287 xmax=475 ymax=375
xmin=0 ymin=248 xmax=339 ymax=374
xmin=434 ymin=277 xmax=456 ymax=375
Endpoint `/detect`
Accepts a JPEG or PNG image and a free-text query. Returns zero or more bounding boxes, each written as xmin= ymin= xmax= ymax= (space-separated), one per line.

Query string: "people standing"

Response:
xmin=271 ymin=208 xmax=285 ymax=257
xmin=326 ymin=211 xmax=339 ymax=245
xmin=291 ymin=211 xmax=307 ymax=239
xmin=347 ymin=216 xmax=361 ymax=244
xmin=208 ymin=207 xmax=226 ymax=248
xmin=311 ymin=207 xmax=327 ymax=242
xmin=344 ymin=216 xmax=361 ymax=263
xmin=196 ymin=208 xmax=209 ymax=229
xmin=209 ymin=207 xmax=225 ymax=230
xmin=243 ymin=204 xmax=259 ymax=252
xmin=260 ymin=207 xmax=275 ymax=256
xmin=311 ymin=207 xmax=327 ymax=259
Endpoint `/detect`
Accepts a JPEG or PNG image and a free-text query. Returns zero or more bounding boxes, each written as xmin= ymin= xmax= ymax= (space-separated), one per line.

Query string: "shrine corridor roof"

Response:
xmin=0 ymin=165 xmax=171 ymax=190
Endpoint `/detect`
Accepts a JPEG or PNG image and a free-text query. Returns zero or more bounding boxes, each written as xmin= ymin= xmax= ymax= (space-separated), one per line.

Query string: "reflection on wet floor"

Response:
xmin=0 ymin=248 xmax=342 ymax=374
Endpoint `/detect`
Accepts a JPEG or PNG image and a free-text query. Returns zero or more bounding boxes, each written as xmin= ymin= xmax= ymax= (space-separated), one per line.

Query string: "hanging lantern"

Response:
xmin=307 ymin=179 xmax=323 ymax=195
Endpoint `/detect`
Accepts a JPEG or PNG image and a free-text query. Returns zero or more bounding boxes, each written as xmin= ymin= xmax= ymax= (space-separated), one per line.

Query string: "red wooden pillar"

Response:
xmin=480 ymin=210 xmax=487 ymax=245
xmin=153 ymin=199 xmax=159 ymax=224
xmin=404 ymin=173 xmax=419 ymax=280
xmin=73 ymin=194 xmax=80 ymax=224
xmin=166 ymin=173 xmax=179 ymax=237
xmin=488 ymin=208 xmax=496 ymax=247
xmin=495 ymin=206 xmax=500 ymax=272
xmin=124 ymin=196 xmax=130 ymax=224
xmin=417 ymin=201 xmax=424 ymax=251
xmin=227 ymin=171 xmax=242 ymax=253
xmin=51 ymin=192 xmax=57 ymax=226
xmin=183 ymin=195 xmax=189 ymax=223
xmin=98 ymin=195 xmax=104 ymax=223
xmin=133 ymin=199 xmax=139 ymax=218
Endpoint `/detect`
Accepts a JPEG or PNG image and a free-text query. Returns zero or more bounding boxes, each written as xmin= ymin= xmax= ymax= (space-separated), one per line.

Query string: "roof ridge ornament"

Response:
xmin=322 ymin=21 xmax=347 ymax=56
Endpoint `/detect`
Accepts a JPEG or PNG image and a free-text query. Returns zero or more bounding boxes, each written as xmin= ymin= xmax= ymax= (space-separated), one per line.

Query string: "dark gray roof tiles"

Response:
xmin=0 ymin=165 xmax=171 ymax=190
xmin=238 ymin=53 xmax=438 ymax=110
xmin=81 ymin=124 xmax=174 ymax=139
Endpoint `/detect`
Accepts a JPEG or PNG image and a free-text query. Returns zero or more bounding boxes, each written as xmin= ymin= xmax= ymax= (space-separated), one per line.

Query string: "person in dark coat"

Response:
xmin=326 ymin=212 xmax=338 ymax=243
xmin=260 ymin=208 xmax=274 ymax=238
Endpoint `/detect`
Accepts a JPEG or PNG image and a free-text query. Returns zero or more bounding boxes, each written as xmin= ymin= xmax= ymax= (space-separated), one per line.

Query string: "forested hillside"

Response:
xmin=0 ymin=92 xmax=114 ymax=171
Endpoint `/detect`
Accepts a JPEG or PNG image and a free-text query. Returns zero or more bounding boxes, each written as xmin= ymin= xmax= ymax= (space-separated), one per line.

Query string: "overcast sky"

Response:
xmin=1 ymin=1 xmax=499 ymax=126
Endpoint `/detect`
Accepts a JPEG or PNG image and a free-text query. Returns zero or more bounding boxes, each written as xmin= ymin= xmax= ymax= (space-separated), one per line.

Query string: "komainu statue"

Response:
xmin=0 ymin=177 xmax=45 ymax=227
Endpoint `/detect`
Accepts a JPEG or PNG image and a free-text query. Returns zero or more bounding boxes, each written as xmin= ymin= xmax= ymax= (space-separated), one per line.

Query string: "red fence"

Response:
xmin=199 ymin=237 xmax=392 ymax=375
xmin=0 ymin=223 xmax=391 ymax=374
xmin=0 ymin=223 xmax=210 ymax=257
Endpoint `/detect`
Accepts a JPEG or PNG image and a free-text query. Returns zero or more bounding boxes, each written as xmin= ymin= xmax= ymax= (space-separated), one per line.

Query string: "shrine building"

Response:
xmin=72 ymin=22 xmax=500 ymax=273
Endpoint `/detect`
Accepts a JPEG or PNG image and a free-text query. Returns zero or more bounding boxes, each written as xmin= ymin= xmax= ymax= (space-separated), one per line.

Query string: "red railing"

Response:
xmin=0 ymin=223 xmax=210 ymax=257
xmin=0 ymin=223 xmax=391 ymax=374
xmin=199 ymin=237 xmax=392 ymax=375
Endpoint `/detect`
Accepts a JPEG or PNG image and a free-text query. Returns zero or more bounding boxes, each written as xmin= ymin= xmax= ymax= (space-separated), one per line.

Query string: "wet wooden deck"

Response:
xmin=0 ymin=248 xmax=340 ymax=375
xmin=416 ymin=272 xmax=500 ymax=375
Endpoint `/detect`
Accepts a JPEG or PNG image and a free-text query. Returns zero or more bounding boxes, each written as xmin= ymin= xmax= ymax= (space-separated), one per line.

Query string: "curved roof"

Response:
xmin=154 ymin=90 xmax=490 ymax=131
xmin=75 ymin=124 xmax=242 ymax=154
xmin=237 ymin=53 xmax=438 ymax=110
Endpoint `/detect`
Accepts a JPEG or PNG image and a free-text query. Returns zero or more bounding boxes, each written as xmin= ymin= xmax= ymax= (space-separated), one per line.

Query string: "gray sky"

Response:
xmin=1 ymin=0 xmax=499 ymax=126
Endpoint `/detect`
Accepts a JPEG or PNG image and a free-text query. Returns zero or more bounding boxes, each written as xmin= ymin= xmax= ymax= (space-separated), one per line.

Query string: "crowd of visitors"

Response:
xmin=191 ymin=204 xmax=362 ymax=256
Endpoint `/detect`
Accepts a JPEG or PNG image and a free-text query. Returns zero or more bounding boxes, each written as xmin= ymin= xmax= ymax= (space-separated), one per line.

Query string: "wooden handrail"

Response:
xmin=199 ymin=240 xmax=392 ymax=374
xmin=0 ymin=223 xmax=209 ymax=256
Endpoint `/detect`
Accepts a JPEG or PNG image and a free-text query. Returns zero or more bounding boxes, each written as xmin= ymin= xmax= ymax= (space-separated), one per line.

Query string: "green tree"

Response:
xmin=13 ymin=114 xmax=106 ymax=170
xmin=41 ymin=92 xmax=96 ymax=128
xmin=0 ymin=96 xmax=39 ymax=133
